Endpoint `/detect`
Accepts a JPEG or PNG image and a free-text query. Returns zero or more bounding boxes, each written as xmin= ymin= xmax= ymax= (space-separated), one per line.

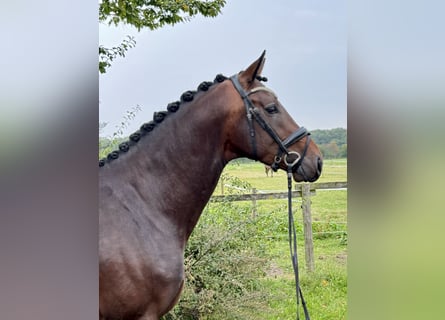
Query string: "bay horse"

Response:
xmin=99 ymin=51 xmax=323 ymax=320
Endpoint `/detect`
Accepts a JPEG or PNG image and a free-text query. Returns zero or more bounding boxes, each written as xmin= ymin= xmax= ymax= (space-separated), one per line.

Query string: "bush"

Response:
xmin=162 ymin=175 xmax=271 ymax=319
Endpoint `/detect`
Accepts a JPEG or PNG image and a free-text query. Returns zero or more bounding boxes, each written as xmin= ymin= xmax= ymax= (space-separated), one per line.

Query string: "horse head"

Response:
xmin=225 ymin=51 xmax=323 ymax=182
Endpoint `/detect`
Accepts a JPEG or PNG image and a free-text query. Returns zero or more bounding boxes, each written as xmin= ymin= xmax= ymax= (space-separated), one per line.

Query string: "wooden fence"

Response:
xmin=210 ymin=181 xmax=347 ymax=272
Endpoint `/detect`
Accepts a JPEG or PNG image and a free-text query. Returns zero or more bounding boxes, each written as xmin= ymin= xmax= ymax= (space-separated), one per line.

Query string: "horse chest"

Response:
xmin=100 ymin=226 xmax=185 ymax=319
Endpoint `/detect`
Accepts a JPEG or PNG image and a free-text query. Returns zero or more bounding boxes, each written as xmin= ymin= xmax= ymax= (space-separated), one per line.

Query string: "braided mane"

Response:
xmin=99 ymin=74 xmax=228 ymax=167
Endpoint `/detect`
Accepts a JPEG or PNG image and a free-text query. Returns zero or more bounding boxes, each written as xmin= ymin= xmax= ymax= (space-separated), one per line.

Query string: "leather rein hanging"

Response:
xmin=230 ymin=75 xmax=311 ymax=320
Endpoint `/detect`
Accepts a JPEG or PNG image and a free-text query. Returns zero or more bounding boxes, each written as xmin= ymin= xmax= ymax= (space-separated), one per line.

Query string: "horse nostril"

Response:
xmin=317 ymin=157 xmax=323 ymax=173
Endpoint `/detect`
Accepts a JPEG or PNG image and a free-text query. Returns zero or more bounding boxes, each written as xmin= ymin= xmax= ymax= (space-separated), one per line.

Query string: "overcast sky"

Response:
xmin=99 ymin=0 xmax=346 ymax=137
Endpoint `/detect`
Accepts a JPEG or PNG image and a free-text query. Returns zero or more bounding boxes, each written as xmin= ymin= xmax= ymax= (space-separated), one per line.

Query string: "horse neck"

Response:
xmin=117 ymin=84 xmax=232 ymax=240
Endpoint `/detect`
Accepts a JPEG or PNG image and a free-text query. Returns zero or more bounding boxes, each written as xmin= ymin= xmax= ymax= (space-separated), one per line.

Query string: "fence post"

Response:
xmin=251 ymin=188 xmax=257 ymax=218
xmin=301 ymin=183 xmax=315 ymax=272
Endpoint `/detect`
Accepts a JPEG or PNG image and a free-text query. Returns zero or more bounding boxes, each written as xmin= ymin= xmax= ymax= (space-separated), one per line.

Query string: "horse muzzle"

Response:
xmin=292 ymin=155 xmax=323 ymax=182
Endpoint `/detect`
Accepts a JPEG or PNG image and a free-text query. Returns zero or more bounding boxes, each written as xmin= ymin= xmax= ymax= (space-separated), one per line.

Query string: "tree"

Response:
xmin=325 ymin=141 xmax=340 ymax=158
xmin=311 ymin=128 xmax=347 ymax=146
xmin=99 ymin=0 xmax=227 ymax=73
xmin=339 ymin=143 xmax=347 ymax=158
xmin=311 ymin=128 xmax=347 ymax=159
xmin=99 ymin=36 xmax=136 ymax=74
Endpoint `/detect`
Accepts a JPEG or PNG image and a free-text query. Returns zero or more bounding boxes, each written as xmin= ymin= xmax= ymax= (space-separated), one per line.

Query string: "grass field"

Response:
xmin=166 ymin=159 xmax=347 ymax=319
xmin=219 ymin=158 xmax=347 ymax=191
xmin=214 ymin=158 xmax=347 ymax=319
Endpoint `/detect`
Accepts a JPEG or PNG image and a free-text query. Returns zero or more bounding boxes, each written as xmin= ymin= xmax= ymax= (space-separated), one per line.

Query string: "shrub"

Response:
xmin=163 ymin=175 xmax=271 ymax=319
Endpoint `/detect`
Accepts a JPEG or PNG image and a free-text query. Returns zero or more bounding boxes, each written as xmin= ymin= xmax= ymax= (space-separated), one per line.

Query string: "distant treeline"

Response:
xmin=311 ymin=128 xmax=347 ymax=159
xmin=99 ymin=127 xmax=347 ymax=160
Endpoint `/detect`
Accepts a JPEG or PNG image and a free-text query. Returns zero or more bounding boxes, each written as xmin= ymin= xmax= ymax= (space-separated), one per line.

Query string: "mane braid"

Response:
xmin=99 ymin=74 xmax=228 ymax=167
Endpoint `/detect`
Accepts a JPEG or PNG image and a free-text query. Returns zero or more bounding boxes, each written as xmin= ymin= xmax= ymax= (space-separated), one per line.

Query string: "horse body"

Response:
xmin=99 ymin=52 xmax=323 ymax=320
xmin=100 ymin=83 xmax=231 ymax=319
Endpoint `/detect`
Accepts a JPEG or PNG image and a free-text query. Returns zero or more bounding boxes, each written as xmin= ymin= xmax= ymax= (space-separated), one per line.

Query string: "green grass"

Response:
xmin=215 ymin=158 xmax=348 ymax=319
xmin=259 ymin=237 xmax=347 ymax=320
xmin=217 ymin=158 xmax=347 ymax=194
xmin=167 ymin=159 xmax=347 ymax=319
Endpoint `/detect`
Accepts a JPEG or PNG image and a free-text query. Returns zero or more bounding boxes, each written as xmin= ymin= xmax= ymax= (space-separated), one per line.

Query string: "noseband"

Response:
xmin=230 ymin=75 xmax=311 ymax=174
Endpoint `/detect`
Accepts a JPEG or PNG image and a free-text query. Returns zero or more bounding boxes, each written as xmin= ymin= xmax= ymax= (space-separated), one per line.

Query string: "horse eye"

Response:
xmin=265 ymin=104 xmax=279 ymax=114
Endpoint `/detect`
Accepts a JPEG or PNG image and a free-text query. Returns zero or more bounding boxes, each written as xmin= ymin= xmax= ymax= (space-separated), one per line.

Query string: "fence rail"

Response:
xmin=211 ymin=181 xmax=347 ymax=202
xmin=210 ymin=181 xmax=347 ymax=272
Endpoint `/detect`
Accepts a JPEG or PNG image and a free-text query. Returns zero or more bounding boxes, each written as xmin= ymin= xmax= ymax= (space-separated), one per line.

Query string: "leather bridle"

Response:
xmin=231 ymin=74 xmax=312 ymax=320
xmin=230 ymin=75 xmax=311 ymax=175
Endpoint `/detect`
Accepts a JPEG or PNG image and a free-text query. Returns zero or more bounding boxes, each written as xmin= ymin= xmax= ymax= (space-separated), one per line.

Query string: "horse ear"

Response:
xmin=239 ymin=50 xmax=266 ymax=87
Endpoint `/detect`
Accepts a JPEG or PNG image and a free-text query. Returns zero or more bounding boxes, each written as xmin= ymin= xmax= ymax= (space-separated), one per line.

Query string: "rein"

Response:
xmin=287 ymin=164 xmax=311 ymax=320
xmin=230 ymin=75 xmax=311 ymax=320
